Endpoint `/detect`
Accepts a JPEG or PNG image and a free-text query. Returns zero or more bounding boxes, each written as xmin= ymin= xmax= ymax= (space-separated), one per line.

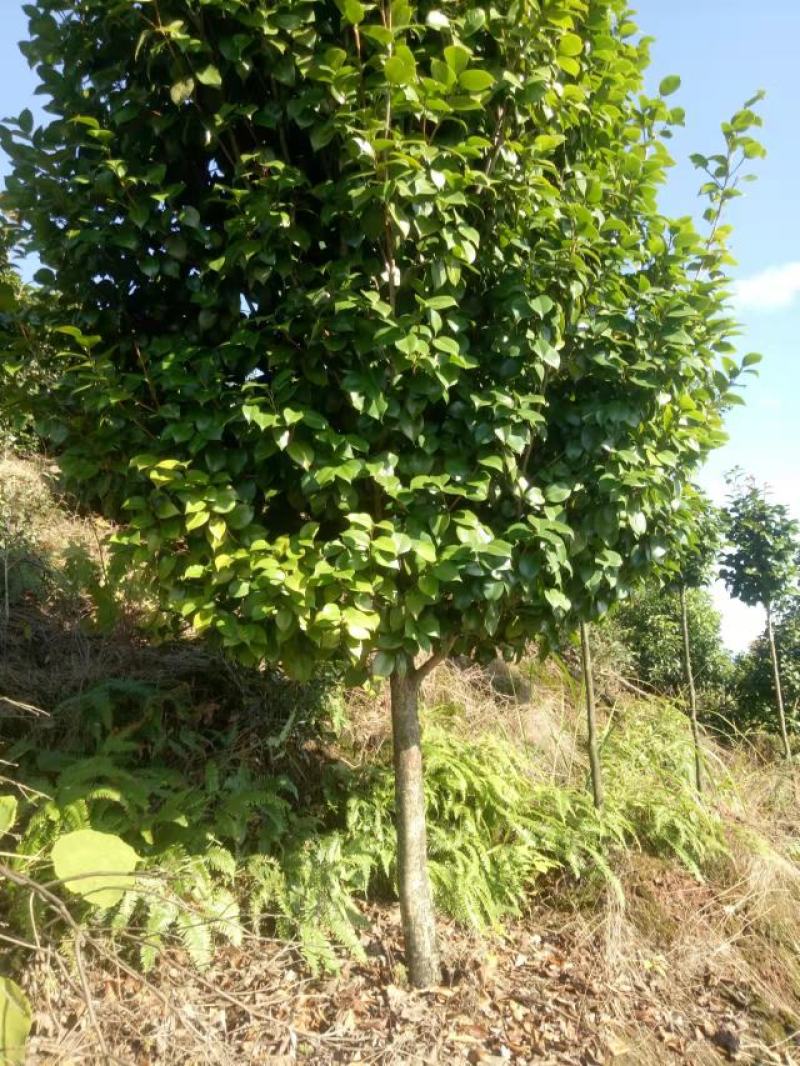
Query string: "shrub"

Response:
xmin=606 ymin=583 xmax=733 ymax=709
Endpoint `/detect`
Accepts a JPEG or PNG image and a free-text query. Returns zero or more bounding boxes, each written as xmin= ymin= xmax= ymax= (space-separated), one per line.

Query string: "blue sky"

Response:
xmin=1 ymin=0 xmax=796 ymax=649
xmin=635 ymin=0 xmax=800 ymax=648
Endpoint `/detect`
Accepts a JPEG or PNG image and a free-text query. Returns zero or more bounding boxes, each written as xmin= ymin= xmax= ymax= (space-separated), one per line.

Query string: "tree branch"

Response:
xmin=415 ymin=637 xmax=455 ymax=684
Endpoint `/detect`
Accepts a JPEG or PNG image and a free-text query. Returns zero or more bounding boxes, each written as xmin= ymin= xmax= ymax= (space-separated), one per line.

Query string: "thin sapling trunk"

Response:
xmin=580 ymin=621 xmax=604 ymax=809
xmin=766 ymin=603 xmax=792 ymax=760
xmin=680 ymin=584 xmax=703 ymax=793
xmin=389 ymin=664 xmax=441 ymax=988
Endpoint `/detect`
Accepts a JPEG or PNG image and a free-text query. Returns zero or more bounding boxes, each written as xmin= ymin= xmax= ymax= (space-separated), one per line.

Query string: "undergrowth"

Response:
xmin=1 ymin=675 xmax=732 ymax=979
xmin=328 ymin=703 xmax=728 ymax=929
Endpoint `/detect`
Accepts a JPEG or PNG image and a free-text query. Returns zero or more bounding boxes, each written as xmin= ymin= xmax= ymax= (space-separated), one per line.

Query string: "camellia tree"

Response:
xmin=735 ymin=597 xmax=800 ymax=737
xmin=1 ymin=0 xmax=762 ymax=984
xmin=659 ymin=489 xmax=726 ymax=792
xmin=611 ymin=490 xmax=728 ymax=792
xmin=674 ymin=493 xmax=724 ymax=791
xmin=721 ymin=472 xmax=799 ymax=760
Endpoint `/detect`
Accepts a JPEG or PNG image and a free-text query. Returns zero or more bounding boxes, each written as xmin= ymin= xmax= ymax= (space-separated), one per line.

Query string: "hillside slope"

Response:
xmin=2 ymin=454 xmax=800 ymax=1065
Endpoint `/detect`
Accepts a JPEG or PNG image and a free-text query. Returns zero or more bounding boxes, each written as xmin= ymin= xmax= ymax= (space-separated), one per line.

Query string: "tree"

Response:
xmin=1 ymin=1 xmax=761 ymax=984
xmin=721 ymin=472 xmax=799 ymax=759
xmin=667 ymin=490 xmax=725 ymax=792
xmin=735 ymin=598 xmax=800 ymax=737
xmin=0 ymin=218 xmax=54 ymax=452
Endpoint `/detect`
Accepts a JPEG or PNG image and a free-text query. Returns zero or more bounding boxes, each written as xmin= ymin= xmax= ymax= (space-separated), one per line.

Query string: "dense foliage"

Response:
xmin=721 ymin=472 xmax=799 ymax=613
xmin=1 ymin=676 xmax=729 ymax=963
xmin=735 ymin=602 xmax=800 ymax=736
xmin=0 ymin=0 xmax=768 ymax=992
xmin=609 ymin=583 xmax=732 ymax=703
xmin=1 ymin=0 xmax=761 ymax=678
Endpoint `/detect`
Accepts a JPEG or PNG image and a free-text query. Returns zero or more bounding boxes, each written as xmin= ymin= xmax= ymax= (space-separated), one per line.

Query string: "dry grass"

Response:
xmin=0 ymin=451 xmax=110 ymax=567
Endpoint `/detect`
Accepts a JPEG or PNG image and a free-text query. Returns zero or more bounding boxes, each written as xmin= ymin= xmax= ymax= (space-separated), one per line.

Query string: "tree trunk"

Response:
xmin=389 ymin=667 xmax=440 ymax=988
xmin=680 ymin=584 xmax=703 ymax=794
xmin=579 ymin=621 xmax=604 ymax=809
xmin=766 ymin=603 xmax=792 ymax=761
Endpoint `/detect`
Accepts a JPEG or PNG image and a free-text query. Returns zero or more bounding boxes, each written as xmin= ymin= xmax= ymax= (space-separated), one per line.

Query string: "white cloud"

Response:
xmin=733 ymin=261 xmax=800 ymax=312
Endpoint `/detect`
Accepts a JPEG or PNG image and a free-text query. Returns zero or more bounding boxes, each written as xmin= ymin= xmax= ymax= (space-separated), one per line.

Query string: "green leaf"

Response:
xmin=343 ymin=0 xmax=365 ymax=24
xmin=544 ymin=588 xmax=571 ymax=612
xmin=170 ymin=77 xmax=195 ymax=105
xmin=0 ymin=796 xmax=17 ymax=836
xmin=459 ymin=69 xmax=495 ymax=93
xmin=463 ymin=8 xmax=486 ymax=36
xmin=344 ymin=607 xmax=380 ymax=640
xmin=372 ymin=650 xmax=396 ymax=677
xmin=0 ymin=978 xmax=32 ymax=1066
xmin=544 ymin=484 xmax=571 ymax=504
xmin=196 ymin=65 xmax=222 ymax=87
xmin=530 ymin=294 xmax=554 ymax=317
xmin=385 ymin=48 xmax=417 ymax=86
xmin=287 ymin=439 xmax=314 ymax=469
xmin=558 ymin=33 xmax=582 ymax=56
xmin=659 ymin=75 xmax=681 ymax=97
xmin=186 ymin=509 xmax=210 ymax=531
xmin=52 ymin=829 xmax=139 ymax=909
xmin=444 ymin=44 xmax=471 ymax=74
xmin=534 ymin=134 xmax=565 ymax=153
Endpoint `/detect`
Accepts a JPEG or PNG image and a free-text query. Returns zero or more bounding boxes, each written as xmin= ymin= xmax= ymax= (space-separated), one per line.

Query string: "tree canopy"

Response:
xmin=721 ymin=471 xmax=799 ymax=611
xmin=1 ymin=0 xmax=761 ymax=681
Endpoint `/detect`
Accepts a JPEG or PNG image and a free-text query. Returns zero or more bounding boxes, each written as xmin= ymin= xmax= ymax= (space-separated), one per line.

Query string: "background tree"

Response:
xmin=668 ymin=490 xmax=725 ymax=791
xmin=0 ymin=216 xmax=55 ymax=453
xmin=1 ymin=1 xmax=761 ymax=984
xmin=610 ymin=583 xmax=731 ymax=701
xmin=735 ymin=596 xmax=800 ymax=738
xmin=721 ymin=471 xmax=799 ymax=759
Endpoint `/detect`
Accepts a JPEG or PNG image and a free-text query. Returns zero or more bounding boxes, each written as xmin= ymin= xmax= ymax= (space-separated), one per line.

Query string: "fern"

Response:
xmin=244 ymin=835 xmax=368 ymax=975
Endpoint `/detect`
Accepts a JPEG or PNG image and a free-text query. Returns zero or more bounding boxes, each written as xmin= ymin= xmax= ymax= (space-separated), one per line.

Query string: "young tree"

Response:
xmin=669 ymin=491 xmax=725 ymax=792
xmin=1 ymin=1 xmax=761 ymax=984
xmin=721 ymin=472 xmax=799 ymax=759
xmin=735 ymin=598 xmax=800 ymax=737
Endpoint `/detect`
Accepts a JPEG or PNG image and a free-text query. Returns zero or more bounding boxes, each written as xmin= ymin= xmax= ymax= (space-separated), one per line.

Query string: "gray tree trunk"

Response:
xmin=579 ymin=621 xmax=604 ymax=809
xmin=680 ymin=584 xmax=703 ymax=794
xmin=390 ymin=667 xmax=440 ymax=988
xmin=766 ymin=603 xmax=792 ymax=760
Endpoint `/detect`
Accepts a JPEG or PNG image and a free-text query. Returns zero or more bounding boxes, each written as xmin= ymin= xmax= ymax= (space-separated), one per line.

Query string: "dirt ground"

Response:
xmin=22 ymin=879 xmax=800 ymax=1066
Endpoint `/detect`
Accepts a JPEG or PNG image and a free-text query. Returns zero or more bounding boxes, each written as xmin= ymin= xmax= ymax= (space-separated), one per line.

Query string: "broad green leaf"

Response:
xmin=372 ymin=650 xmax=396 ymax=677
xmin=459 ymin=69 xmax=495 ymax=92
xmin=544 ymin=588 xmax=571 ymax=612
xmin=52 ymin=829 xmax=139 ymax=908
xmin=659 ymin=75 xmax=681 ymax=97
xmin=196 ymin=65 xmax=222 ymax=87
xmin=287 ymin=440 xmax=314 ymax=469
xmin=385 ymin=48 xmax=417 ymax=85
xmin=170 ymin=77 xmax=195 ymax=104
xmin=544 ymin=484 xmax=571 ymax=503
xmin=0 ymin=978 xmax=31 ymax=1066
xmin=444 ymin=44 xmax=470 ymax=74
xmin=343 ymin=0 xmax=365 ymax=24
xmin=0 ymin=796 xmax=17 ymax=836
xmin=558 ymin=33 xmax=582 ymax=56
